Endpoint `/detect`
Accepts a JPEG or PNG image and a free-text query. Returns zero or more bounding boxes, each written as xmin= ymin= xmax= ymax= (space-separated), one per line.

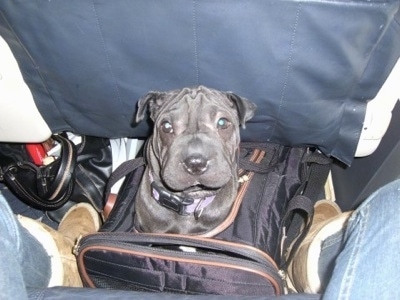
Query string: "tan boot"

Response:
xmin=286 ymin=200 xmax=352 ymax=293
xmin=58 ymin=202 xmax=101 ymax=246
xmin=18 ymin=203 xmax=101 ymax=287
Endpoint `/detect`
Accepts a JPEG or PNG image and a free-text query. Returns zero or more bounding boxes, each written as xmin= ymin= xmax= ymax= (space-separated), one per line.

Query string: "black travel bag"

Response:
xmin=75 ymin=142 xmax=331 ymax=296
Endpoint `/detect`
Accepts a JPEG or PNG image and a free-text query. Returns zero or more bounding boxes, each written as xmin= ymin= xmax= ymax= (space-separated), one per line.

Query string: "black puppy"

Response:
xmin=134 ymin=86 xmax=256 ymax=234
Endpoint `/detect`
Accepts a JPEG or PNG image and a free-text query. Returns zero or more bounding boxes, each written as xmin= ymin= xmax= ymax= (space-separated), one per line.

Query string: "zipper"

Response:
xmin=78 ymin=232 xmax=277 ymax=267
xmin=200 ymin=148 xmax=266 ymax=237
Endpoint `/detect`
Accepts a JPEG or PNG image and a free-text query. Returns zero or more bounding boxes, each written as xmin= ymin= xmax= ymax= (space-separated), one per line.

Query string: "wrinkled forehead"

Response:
xmin=158 ymin=87 xmax=234 ymax=118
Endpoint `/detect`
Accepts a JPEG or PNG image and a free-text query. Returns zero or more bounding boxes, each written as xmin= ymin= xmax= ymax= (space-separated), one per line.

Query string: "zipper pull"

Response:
xmin=280 ymin=226 xmax=287 ymax=259
xmin=279 ymin=269 xmax=298 ymax=294
xmin=238 ymin=174 xmax=250 ymax=184
xmin=73 ymin=234 xmax=83 ymax=256
xmin=278 ymin=269 xmax=289 ymax=294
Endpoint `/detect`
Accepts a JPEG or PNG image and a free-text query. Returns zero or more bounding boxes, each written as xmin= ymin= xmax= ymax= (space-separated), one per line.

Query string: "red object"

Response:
xmin=26 ymin=143 xmax=47 ymax=165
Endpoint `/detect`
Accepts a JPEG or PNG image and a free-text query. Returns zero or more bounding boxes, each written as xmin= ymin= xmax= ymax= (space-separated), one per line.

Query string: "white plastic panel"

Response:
xmin=355 ymin=58 xmax=400 ymax=157
xmin=0 ymin=36 xmax=51 ymax=143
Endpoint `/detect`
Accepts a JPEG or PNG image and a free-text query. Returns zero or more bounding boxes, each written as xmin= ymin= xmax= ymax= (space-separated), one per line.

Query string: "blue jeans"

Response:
xmin=323 ymin=178 xmax=400 ymax=300
xmin=1 ymin=179 xmax=400 ymax=300
xmin=0 ymin=189 xmax=50 ymax=300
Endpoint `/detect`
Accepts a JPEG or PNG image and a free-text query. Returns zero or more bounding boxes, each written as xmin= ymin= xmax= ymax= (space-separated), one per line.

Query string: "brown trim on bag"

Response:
xmin=197 ymin=148 xmax=265 ymax=237
xmin=103 ymin=193 xmax=117 ymax=219
xmin=139 ymin=232 xmax=279 ymax=269
xmin=78 ymin=245 xmax=282 ymax=295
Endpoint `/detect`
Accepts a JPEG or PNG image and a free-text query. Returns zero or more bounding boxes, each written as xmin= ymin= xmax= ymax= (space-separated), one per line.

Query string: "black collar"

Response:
xmin=150 ymin=180 xmax=216 ymax=218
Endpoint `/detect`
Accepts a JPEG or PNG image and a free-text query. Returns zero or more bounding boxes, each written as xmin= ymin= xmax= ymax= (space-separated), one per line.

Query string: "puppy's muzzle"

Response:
xmin=183 ymin=154 xmax=208 ymax=175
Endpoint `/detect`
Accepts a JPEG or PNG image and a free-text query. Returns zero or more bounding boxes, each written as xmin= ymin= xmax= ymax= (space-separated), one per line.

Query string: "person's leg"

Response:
xmin=323 ymin=179 xmax=400 ymax=300
xmin=17 ymin=202 xmax=102 ymax=287
xmin=0 ymin=191 xmax=51 ymax=300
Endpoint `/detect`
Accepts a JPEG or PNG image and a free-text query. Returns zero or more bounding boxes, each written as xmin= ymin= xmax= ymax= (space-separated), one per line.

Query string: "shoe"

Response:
xmin=18 ymin=203 xmax=101 ymax=287
xmin=58 ymin=202 xmax=101 ymax=245
xmin=286 ymin=200 xmax=352 ymax=293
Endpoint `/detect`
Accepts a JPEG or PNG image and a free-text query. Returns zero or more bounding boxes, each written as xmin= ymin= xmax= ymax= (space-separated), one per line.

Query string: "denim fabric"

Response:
xmin=318 ymin=230 xmax=346 ymax=291
xmin=0 ymin=191 xmax=50 ymax=300
xmin=323 ymin=179 xmax=400 ymax=300
xmin=0 ymin=190 xmax=28 ymax=300
xmin=19 ymin=223 xmax=51 ymax=288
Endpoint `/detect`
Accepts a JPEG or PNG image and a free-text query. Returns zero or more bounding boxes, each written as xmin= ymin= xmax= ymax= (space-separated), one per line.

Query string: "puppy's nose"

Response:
xmin=183 ymin=155 xmax=208 ymax=175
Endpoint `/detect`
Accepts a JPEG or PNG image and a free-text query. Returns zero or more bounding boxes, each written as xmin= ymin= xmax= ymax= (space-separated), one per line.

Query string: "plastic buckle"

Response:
xmin=152 ymin=183 xmax=194 ymax=215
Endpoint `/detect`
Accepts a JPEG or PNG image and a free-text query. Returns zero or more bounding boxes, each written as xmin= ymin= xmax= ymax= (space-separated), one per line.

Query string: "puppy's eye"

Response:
xmin=161 ymin=121 xmax=173 ymax=133
xmin=217 ymin=118 xmax=230 ymax=129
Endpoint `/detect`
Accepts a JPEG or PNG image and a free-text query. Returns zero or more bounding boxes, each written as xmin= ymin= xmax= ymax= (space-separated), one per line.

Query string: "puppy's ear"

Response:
xmin=226 ymin=93 xmax=257 ymax=129
xmin=135 ymin=92 xmax=166 ymax=123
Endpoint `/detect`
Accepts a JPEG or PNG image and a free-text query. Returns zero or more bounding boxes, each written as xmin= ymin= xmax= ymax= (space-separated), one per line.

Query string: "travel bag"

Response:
xmin=75 ymin=142 xmax=331 ymax=296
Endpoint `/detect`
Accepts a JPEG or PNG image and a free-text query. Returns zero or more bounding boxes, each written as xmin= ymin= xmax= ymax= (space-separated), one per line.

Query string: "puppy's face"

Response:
xmin=136 ymin=86 xmax=256 ymax=198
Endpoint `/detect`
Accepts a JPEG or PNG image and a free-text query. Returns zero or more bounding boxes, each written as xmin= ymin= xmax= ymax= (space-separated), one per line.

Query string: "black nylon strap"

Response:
xmin=280 ymin=150 xmax=332 ymax=269
xmin=301 ymin=150 xmax=332 ymax=200
xmin=103 ymin=157 xmax=145 ymax=201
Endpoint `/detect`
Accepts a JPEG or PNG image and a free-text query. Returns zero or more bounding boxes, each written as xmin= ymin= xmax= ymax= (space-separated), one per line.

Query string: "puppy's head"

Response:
xmin=135 ymin=86 xmax=256 ymax=198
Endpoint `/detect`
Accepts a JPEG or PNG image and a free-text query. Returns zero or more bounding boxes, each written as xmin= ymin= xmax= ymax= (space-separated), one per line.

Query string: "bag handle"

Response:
xmin=2 ymin=134 xmax=77 ymax=209
xmin=103 ymin=157 xmax=145 ymax=218
xmin=44 ymin=134 xmax=77 ymax=201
